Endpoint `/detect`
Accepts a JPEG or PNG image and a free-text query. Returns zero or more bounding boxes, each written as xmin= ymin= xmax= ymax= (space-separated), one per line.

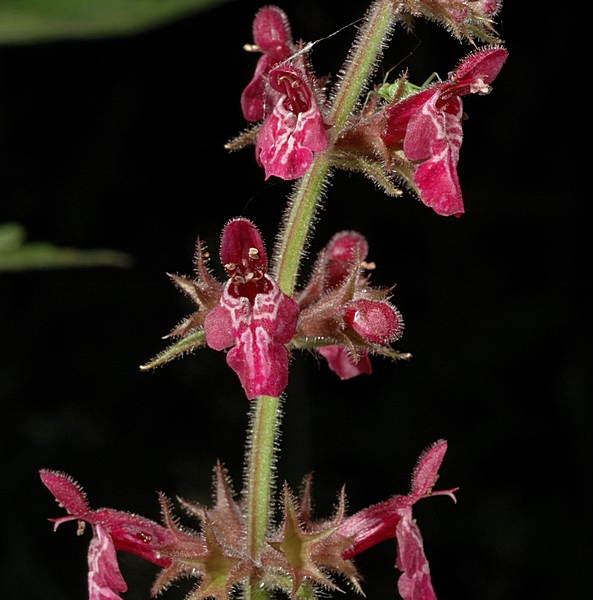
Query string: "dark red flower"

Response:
xmin=204 ymin=219 xmax=299 ymax=399
xmin=337 ymin=441 xmax=457 ymax=600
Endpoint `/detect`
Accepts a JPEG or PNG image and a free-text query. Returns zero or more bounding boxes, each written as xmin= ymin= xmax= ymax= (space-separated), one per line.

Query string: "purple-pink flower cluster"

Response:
xmin=295 ymin=230 xmax=404 ymax=379
xmin=162 ymin=220 xmax=405 ymax=399
xmin=233 ymin=6 xmax=507 ymax=217
xmin=41 ymin=441 xmax=455 ymax=600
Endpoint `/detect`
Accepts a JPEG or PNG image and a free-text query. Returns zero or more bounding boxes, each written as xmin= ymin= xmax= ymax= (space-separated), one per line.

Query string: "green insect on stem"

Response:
xmin=376 ymin=71 xmax=441 ymax=101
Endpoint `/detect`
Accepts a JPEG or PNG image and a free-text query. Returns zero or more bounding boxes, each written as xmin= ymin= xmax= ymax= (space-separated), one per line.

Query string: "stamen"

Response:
xmin=76 ymin=520 xmax=86 ymax=536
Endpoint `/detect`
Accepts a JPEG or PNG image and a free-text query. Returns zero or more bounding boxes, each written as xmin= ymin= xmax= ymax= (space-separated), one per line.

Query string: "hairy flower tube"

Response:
xmin=41 ymin=441 xmax=455 ymax=600
xmin=293 ymin=230 xmax=405 ymax=379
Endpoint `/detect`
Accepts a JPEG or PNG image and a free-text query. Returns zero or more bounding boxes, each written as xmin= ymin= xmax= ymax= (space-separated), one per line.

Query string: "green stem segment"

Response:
xmin=245 ymin=395 xmax=280 ymax=559
xmin=244 ymin=395 xmax=280 ymax=600
xmin=273 ymin=154 xmax=331 ymax=295
xmin=328 ymin=0 xmax=395 ymax=134
xmin=243 ymin=2 xmax=397 ymax=598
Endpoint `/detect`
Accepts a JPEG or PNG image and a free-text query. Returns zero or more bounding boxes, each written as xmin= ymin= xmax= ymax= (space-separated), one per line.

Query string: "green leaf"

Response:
xmin=0 ymin=0 xmax=232 ymax=44
xmin=0 ymin=222 xmax=132 ymax=271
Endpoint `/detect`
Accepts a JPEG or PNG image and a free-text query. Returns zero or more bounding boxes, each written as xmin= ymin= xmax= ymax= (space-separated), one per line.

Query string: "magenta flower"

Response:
xmin=382 ymin=46 xmax=508 ymax=216
xmin=40 ymin=470 xmax=176 ymax=600
xmin=255 ymin=65 xmax=328 ymax=180
xmin=204 ymin=218 xmax=299 ymax=399
xmin=241 ymin=6 xmax=294 ymax=122
xmin=295 ymin=230 xmax=404 ymax=379
xmin=337 ymin=440 xmax=457 ymax=600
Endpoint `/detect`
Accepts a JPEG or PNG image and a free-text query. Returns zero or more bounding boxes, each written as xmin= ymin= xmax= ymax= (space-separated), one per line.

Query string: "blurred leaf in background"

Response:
xmin=0 ymin=0 xmax=232 ymax=44
xmin=0 ymin=222 xmax=131 ymax=270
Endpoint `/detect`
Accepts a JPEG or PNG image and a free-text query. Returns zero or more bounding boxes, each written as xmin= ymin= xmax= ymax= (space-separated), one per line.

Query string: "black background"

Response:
xmin=0 ymin=1 xmax=589 ymax=599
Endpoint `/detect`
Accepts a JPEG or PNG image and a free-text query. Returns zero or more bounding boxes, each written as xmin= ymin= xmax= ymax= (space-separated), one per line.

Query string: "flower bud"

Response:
xmin=344 ymin=299 xmax=402 ymax=344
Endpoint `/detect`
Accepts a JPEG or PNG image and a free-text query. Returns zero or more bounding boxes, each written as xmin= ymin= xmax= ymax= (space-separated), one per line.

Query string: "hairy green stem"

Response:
xmin=328 ymin=0 xmax=395 ymax=133
xmin=243 ymin=3 xmax=397 ymax=598
xmin=272 ymin=154 xmax=331 ymax=295
xmin=244 ymin=395 xmax=280 ymax=600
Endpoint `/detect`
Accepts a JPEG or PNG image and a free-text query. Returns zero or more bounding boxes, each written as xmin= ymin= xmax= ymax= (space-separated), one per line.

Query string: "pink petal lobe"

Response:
xmin=396 ymin=512 xmax=437 ymax=600
xmin=87 ymin=524 xmax=128 ymax=600
xmin=410 ymin=440 xmax=448 ymax=501
xmin=453 ymin=47 xmax=508 ymax=85
xmin=203 ymin=299 xmax=236 ymax=350
xmin=40 ymin=469 xmax=91 ymax=519
xmin=220 ymin=218 xmax=267 ymax=272
xmin=241 ymin=55 xmax=276 ymax=122
xmin=252 ymin=5 xmax=292 ymax=52
xmin=382 ymin=87 xmax=441 ymax=149
xmin=319 ymin=346 xmax=372 ymax=380
xmin=405 ymin=95 xmax=464 ymax=217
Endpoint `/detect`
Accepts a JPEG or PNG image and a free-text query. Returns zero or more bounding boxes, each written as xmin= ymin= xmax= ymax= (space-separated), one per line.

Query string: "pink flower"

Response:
xmin=337 ymin=440 xmax=457 ymax=600
xmin=204 ymin=218 xmax=299 ymax=399
xmin=40 ymin=470 xmax=175 ymax=600
xmin=295 ymin=230 xmax=404 ymax=379
xmin=241 ymin=6 xmax=294 ymax=122
xmin=256 ymin=65 xmax=328 ymax=180
xmin=382 ymin=47 xmax=508 ymax=216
